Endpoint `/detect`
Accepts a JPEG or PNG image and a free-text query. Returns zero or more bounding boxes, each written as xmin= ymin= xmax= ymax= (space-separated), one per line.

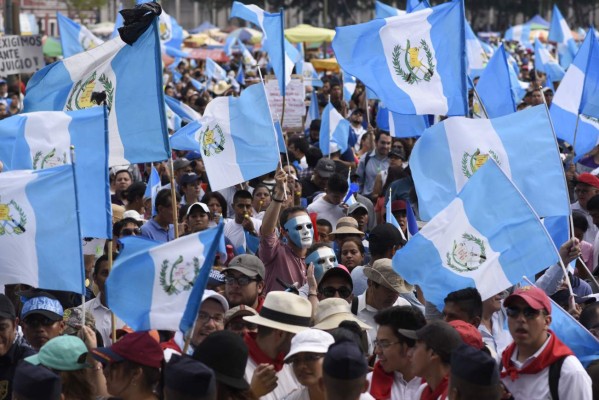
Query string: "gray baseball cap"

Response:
xmin=222 ymin=254 xmax=265 ymax=280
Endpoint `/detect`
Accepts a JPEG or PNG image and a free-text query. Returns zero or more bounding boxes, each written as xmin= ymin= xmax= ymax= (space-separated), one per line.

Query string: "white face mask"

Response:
xmin=284 ymin=214 xmax=314 ymax=248
xmin=305 ymin=247 xmax=338 ymax=282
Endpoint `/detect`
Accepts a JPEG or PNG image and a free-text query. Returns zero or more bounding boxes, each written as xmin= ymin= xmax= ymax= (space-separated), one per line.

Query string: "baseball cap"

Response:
xmin=315 ymin=158 xmax=336 ymax=178
xmin=181 ymin=172 xmax=201 ymax=186
xmin=21 ymin=294 xmax=64 ymax=321
xmin=26 ymin=335 xmax=90 ymax=371
xmin=363 ymin=258 xmax=413 ymax=293
xmin=398 ymin=320 xmax=464 ymax=364
xmin=62 ymin=307 xmax=96 ymax=336
xmin=13 ymin=362 xmax=62 ymax=400
xmin=165 ymin=354 xmax=216 ymax=397
xmin=173 ymin=158 xmax=191 ymax=171
xmin=504 ymin=285 xmax=552 ymax=313
xmin=448 ymin=320 xmax=484 ymax=349
xmin=91 ymin=331 xmax=164 ymax=368
xmin=451 ymin=344 xmax=499 ymax=386
xmin=368 ymin=223 xmax=404 ymax=248
xmin=347 ymin=202 xmax=368 ymax=216
xmin=222 ymin=254 xmax=265 ymax=280
xmin=391 ymin=200 xmax=407 ymax=212
xmin=224 ymin=305 xmax=258 ymax=326
xmin=285 ymin=329 xmax=335 ymax=361
xmin=323 ymin=340 xmax=368 ymax=380
xmin=318 ymin=266 xmax=353 ymax=291
xmin=207 ymin=269 xmax=226 ymax=287
xmin=0 ymin=294 xmax=16 ymax=320
xmin=186 ymin=202 xmax=210 ymax=216
xmin=186 ymin=151 xmax=202 ymax=161
xmin=201 ymin=290 xmax=229 ymax=313
xmin=575 ymin=173 xmax=599 ymax=189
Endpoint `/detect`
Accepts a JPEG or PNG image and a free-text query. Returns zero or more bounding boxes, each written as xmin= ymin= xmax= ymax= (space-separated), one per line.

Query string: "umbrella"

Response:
xmin=42 ymin=36 xmax=62 ymax=57
xmin=229 ymin=27 xmax=262 ymax=44
xmin=89 ymin=22 xmax=115 ymax=36
xmin=284 ymin=24 xmax=335 ymax=43
xmin=189 ymin=21 xmax=216 ymax=34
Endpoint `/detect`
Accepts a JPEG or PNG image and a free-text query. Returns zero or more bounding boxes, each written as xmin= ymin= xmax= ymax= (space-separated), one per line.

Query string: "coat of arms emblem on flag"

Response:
xmin=0 ymin=198 xmax=26 ymax=236
xmin=461 ymin=148 xmax=500 ymax=178
xmin=66 ymin=71 xmax=115 ymax=111
xmin=32 ymin=148 xmax=67 ymax=170
xmin=446 ymin=233 xmax=487 ymax=273
xmin=160 ymin=255 xmax=201 ymax=295
xmin=200 ymin=124 xmax=226 ymax=157
xmin=392 ymin=39 xmax=435 ymax=84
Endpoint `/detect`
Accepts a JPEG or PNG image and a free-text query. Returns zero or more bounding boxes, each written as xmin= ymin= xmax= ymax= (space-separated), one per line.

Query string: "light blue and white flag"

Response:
xmin=2 ymin=108 xmax=111 ymax=239
xmin=475 ymin=44 xmax=516 ymax=118
xmin=106 ymin=224 xmax=223 ymax=331
xmin=465 ymin=20 xmax=488 ymax=79
xmin=274 ymin=120 xmax=286 ymax=153
xmin=548 ymin=5 xmax=578 ymax=69
xmin=504 ymin=24 xmax=531 ymax=49
xmin=534 ymin=38 xmax=565 ymax=83
xmin=298 ymin=61 xmax=322 ymax=88
xmin=551 ymin=32 xmax=599 ymax=160
xmin=333 ymin=0 xmax=468 ymax=116
xmin=165 ymin=95 xmax=201 ymax=123
xmin=406 ymin=200 xmax=418 ymax=238
xmin=386 ymin=195 xmax=402 ymax=232
xmin=304 ymin=90 xmax=320 ymax=132
xmin=57 ymin=12 xmax=104 ymax=58
xmin=158 ymin=9 xmax=184 ymax=53
xmin=230 ymin=1 xmax=299 ymax=96
xmin=343 ymin=72 xmax=356 ymax=103
xmin=0 ymin=165 xmax=84 ymax=294
xmin=411 ymin=105 xmax=570 ymax=221
xmin=238 ymin=41 xmax=257 ymax=66
xmin=376 ymin=103 xmax=430 ymax=137
xmin=171 ymin=84 xmax=279 ymax=191
xmin=393 ymin=160 xmax=560 ymax=310
xmin=24 ymin=14 xmax=169 ymax=166
xmin=144 ymin=165 xmax=161 ymax=217
xmin=224 ymin=35 xmax=237 ymax=56
xmin=320 ymin=103 xmax=350 ymax=156
xmin=507 ymin=60 xmax=528 ymax=104
xmin=375 ymin=1 xmax=404 ymax=19
xmin=236 ymin=63 xmax=245 ymax=86
xmin=206 ymin=58 xmax=227 ymax=82
xmin=111 ymin=4 xmax=123 ymax=39
xmin=407 ymin=0 xmax=429 ymax=13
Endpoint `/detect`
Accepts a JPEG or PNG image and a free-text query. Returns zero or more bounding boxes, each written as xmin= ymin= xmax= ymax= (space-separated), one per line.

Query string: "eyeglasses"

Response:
xmin=225 ymin=276 xmax=257 ymax=286
xmin=121 ymin=228 xmax=141 ymax=236
xmin=197 ymin=312 xmax=225 ymax=325
xmin=23 ymin=316 xmax=59 ymax=327
xmin=506 ymin=306 xmax=542 ymax=319
xmin=228 ymin=320 xmax=258 ymax=331
xmin=320 ymin=286 xmax=352 ymax=298
xmin=373 ymin=340 xmax=400 ymax=349
xmin=286 ymin=353 xmax=324 ymax=364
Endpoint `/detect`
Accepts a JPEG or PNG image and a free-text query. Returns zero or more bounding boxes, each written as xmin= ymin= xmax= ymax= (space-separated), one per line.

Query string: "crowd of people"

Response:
xmin=1 ymin=11 xmax=599 ymax=400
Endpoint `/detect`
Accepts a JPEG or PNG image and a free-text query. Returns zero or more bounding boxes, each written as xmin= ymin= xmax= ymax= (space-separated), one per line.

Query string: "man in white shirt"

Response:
xmin=500 ymin=286 xmax=592 ymax=400
xmin=224 ymin=190 xmax=262 ymax=253
xmin=353 ymin=259 xmax=411 ymax=354
xmin=307 ymin=173 xmax=348 ymax=227
xmin=571 ymin=173 xmax=599 ymax=243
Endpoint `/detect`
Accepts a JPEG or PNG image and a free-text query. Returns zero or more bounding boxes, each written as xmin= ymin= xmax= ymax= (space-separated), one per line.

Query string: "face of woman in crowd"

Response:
xmin=341 ymin=240 xmax=364 ymax=270
xmin=207 ymin=197 xmax=222 ymax=215
xmin=252 ymin=187 xmax=271 ymax=212
xmin=290 ymin=352 xmax=325 ymax=387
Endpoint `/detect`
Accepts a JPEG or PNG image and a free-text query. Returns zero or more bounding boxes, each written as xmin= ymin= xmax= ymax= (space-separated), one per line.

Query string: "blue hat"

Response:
xmin=186 ymin=151 xmax=202 ymax=160
xmin=323 ymin=340 xmax=368 ymax=380
xmin=21 ymin=294 xmax=64 ymax=321
xmin=451 ymin=344 xmax=499 ymax=386
xmin=14 ymin=362 xmax=62 ymax=400
xmin=165 ymin=354 xmax=216 ymax=397
xmin=207 ymin=269 xmax=226 ymax=287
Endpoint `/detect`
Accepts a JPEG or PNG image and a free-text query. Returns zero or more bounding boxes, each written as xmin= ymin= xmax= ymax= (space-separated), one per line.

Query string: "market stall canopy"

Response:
xmin=187 ymin=48 xmax=230 ymax=62
xmin=190 ymin=21 xmax=216 ymax=34
xmin=229 ymin=27 xmax=263 ymax=44
xmin=43 ymin=36 xmax=62 ymax=57
xmin=90 ymin=21 xmax=115 ymax=36
xmin=285 ymin=24 xmax=335 ymax=43
xmin=311 ymin=58 xmax=339 ymax=72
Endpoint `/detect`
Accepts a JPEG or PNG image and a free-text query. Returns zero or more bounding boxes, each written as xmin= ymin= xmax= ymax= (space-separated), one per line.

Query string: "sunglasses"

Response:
xmin=506 ymin=306 xmax=542 ymax=319
xmin=228 ymin=320 xmax=258 ymax=331
xmin=320 ymin=286 xmax=352 ymax=298
xmin=24 ymin=316 xmax=60 ymax=327
xmin=121 ymin=228 xmax=141 ymax=236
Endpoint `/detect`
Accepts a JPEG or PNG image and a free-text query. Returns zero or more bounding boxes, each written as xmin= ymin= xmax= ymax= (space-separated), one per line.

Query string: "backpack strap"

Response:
xmin=351 ymin=296 xmax=359 ymax=315
xmin=549 ymin=356 xmax=567 ymax=400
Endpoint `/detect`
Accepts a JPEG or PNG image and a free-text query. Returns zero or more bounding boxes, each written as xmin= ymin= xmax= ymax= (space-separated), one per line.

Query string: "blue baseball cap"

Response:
xmin=21 ymin=294 xmax=64 ymax=321
xmin=186 ymin=151 xmax=202 ymax=160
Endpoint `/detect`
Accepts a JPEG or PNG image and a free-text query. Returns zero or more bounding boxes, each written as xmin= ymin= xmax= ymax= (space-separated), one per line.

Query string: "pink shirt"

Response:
xmin=259 ymin=230 xmax=307 ymax=293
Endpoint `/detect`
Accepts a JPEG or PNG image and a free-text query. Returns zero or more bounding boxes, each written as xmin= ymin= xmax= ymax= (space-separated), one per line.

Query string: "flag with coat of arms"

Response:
xmin=332 ymin=0 xmax=468 ymax=116
xmin=57 ymin=12 xmax=104 ymax=58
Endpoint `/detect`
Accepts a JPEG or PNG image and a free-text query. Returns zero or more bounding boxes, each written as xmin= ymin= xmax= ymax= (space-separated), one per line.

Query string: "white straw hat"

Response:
xmin=243 ymin=291 xmax=312 ymax=334
xmin=312 ymin=298 xmax=372 ymax=331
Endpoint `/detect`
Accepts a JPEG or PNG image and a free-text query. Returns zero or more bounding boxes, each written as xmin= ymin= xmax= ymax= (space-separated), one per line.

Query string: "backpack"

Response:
xmin=548 ymin=356 xmax=566 ymax=400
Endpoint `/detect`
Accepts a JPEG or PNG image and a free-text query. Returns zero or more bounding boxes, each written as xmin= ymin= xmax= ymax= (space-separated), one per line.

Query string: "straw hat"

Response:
xmin=243 ymin=292 xmax=311 ymax=334
xmin=313 ymin=298 xmax=372 ymax=331
xmin=363 ymin=258 xmax=413 ymax=294
xmin=212 ymin=80 xmax=232 ymax=95
xmin=329 ymin=217 xmax=364 ymax=237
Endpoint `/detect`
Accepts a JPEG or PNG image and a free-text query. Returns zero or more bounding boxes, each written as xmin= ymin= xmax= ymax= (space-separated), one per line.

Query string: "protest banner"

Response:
xmin=265 ymin=74 xmax=305 ymax=131
xmin=0 ymin=35 xmax=43 ymax=75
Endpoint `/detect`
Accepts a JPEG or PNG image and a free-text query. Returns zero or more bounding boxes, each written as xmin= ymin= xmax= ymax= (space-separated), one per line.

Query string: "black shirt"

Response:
xmin=0 ymin=336 xmax=36 ymax=400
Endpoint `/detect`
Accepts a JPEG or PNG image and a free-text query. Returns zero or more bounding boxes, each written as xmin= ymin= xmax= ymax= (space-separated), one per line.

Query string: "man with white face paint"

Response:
xmin=299 ymin=243 xmax=338 ymax=299
xmin=260 ymin=169 xmax=315 ymax=293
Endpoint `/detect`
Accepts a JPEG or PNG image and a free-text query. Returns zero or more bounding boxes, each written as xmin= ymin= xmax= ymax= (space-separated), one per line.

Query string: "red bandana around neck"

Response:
xmin=244 ymin=332 xmax=286 ymax=372
xmin=370 ymin=361 xmax=394 ymax=400
xmin=500 ymin=332 xmax=573 ymax=381
xmin=420 ymin=375 xmax=448 ymax=400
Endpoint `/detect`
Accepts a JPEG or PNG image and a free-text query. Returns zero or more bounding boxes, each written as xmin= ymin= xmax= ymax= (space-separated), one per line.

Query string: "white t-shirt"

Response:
xmin=366 ymin=371 xmax=421 ymax=400
xmin=224 ymin=218 xmax=262 ymax=251
xmin=307 ymin=196 xmax=346 ymax=227
xmin=246 ymin=356 xmax=300 ymax=400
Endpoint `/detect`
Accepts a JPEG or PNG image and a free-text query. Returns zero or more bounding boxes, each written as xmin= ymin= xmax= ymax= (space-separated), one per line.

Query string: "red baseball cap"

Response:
xmin=91 ymin=331 xmax=164 ymax=368
xmin=576 ymin=173 xmax=599 ymax=189
xmin=391 ymin=200 xmax=407 ymax=212
xmin=504 ymin=286 xmax=552 ymax=313
xmin=448 ymin=320 xmax=484 ymax=349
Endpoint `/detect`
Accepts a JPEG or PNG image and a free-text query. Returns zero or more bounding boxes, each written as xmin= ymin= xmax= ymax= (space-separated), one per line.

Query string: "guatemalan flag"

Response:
xmin=393 ymin=160 xmax=560 ymax=310
xmin=333 ymin=0 xmax=468 ymax=116
xmin=475 ymin=44 xmax=517 ymax=119
xmin=0 ymin=108 xmax=111 ymax=239
xmin=57 ymin=12 xmax=104 ymax=58
xmin=24 ymin=4 xmax=169 ymax=166
xmin=169 ymin=83 xmax=280 ymax=191
xmin=534 ymin=38 xmax=565 ymax=83
xmin=165 ymin=95 xmax=200 ymax=123
xmin=144 ymin=165 xmax=161 ymax=217
xmin=206 ymin=58 xmax=228 ymax=81
xmin=320 ymin=103 xmax=350 ymax=156
xmin=375 ymin=1 xmax=404 ymax=18
xmin=158 ymin=8 xmax=184 ymax=53
xmin=106 ymin=224 xmax=224 ymax=331
xmin=551 ymin=32 xmax=599 ymax=160
xmin=376 ymin=102 xmax=430 ymax=137
xmin=411 ymin=105 xmax=570 ymax=221
xmin=0 ymin=165 xmax=85 ymax=294
xmin=548 ymin=5 xmax=578 ymax=69
xmin=465 ymin=20 xmax=488 ymax=79
xmin=230 ymin=1 xmax=300 ymax=96
xmin=504 ymin=24 xmax=531 ymax=49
